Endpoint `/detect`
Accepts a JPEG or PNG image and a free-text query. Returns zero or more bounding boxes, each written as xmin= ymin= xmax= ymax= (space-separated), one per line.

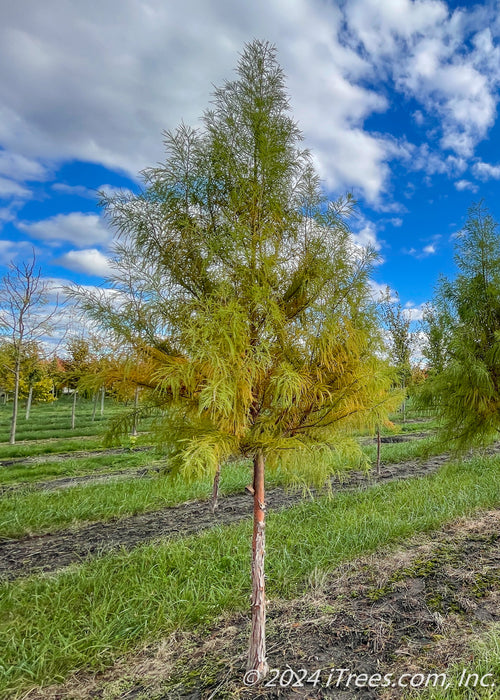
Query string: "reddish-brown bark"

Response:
xmin=247 ymin=449 xmax=268 ymax=677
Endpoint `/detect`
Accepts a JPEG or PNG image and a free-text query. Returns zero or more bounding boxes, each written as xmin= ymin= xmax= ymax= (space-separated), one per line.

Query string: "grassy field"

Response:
xmin=1 ymin=453 xmax=499 ymax=696
xmin=0 ymin=429 xmax=444 ymax=539
xmin=0 ymin=396 xmax=155 ymax=451
xmin=1 ymin=398 xmax=498 ymax=699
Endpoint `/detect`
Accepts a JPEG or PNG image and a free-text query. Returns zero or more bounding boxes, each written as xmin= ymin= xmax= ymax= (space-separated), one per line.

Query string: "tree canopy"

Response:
xmin=73 ymin=40 xmax=399 ymax=674
xmin=422 ymin=200 xmax=500 ymax=452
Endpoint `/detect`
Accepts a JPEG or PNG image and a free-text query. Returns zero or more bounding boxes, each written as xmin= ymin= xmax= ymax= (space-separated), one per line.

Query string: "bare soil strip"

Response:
xmin=23 ymin=510 xmax=500 ymax=699
xmin=0 ymin=452 xmax=452 ymax=581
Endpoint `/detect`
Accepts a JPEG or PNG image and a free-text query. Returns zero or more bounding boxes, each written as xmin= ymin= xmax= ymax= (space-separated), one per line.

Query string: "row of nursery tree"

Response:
xmin=2 ymin=40 xmax=500 ymax=676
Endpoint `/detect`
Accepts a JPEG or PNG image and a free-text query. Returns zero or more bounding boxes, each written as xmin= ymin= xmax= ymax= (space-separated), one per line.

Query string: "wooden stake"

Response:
xmin=376 ymin=426 xmax=381 ymax=476
xmin=211 ymin=462 xmax=221 ymax=514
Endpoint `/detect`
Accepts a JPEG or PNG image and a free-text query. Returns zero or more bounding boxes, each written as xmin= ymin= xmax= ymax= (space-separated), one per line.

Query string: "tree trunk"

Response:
xmin=100 ymin=386 xmax=105 ymax=416
xmin=402 ymin=379 xmax=406 ymax=423
xmin=376 ymin=426 xmax=381 ymax=476
xmin=25 ymin=385 xmax=33 ymax=421
xmin=211 ymin=462 xmax=221 ymax=514
xmin=247 ymin=450 xmax=268 ymax=677
xmin=71 ymin=390 xmax=77 ymax=430
xmin=131 ymin=386 xmax=139 ymax=436
xmin=92 ymin=391 xmax=98 ymax=422
xmin=9 ymin=357 xmax=21 ymax=445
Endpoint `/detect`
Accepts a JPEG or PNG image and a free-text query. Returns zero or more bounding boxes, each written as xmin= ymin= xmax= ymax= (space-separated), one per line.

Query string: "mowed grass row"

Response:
xmin=1 ymin=454 xmax=499 ymax=697
xmin=0 ymin=460 xmax=255 ymax=538
xmin=0 ymin=435 xmax=441 ymax=538
xmin=0 ymin=450 xmax=157 ymax=487
xmin=361 ymin=434 xmax=442 ymax=464
xmin=0 ymin=398 xmax=156 ymax=444
xmin=0 ymin=417 xmax=435 ymax=486
xmin=0 ymin=437 xmax=114 ymax=460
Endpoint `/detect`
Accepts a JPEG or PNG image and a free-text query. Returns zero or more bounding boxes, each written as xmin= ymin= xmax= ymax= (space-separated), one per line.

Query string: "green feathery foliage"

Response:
xmin=73 ymin=41 xmax=400 ymax=485
xmin=421 ymin=200 xmax=500 ymax=453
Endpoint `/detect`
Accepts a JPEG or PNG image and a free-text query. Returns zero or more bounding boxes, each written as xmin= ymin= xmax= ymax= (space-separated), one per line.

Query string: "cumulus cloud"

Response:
xmin=0 ymin=238 xmax=36 ymax=265
xmin=0 ymin=151 xmax=48 ymax=181
xmin=0 ymin=0 xmax=499 ymax=208
xmin=455 ymin=179 xmax=478 ymax=192
xmin=404 ymin=301 xmax=425 ymax=322
xmin=17 ymin=212 xmax=112 ymax=247
xmin=0 ymin=0 xmax=409 ymax=203
xmin=472 ymin=160 xmax=500 ymax=180
xmin=0 ymin=176 xmax=30 ymax=199
xmin=403 ymin=236 xmax=440 ymax=258
xmin=57 ymin=248 xmax=113 ymax=277
xmin=347 ymin=0 xmax=500 ymax=158
xmin=369 ymin=280 xmax=397 ymax=303
xmin=351 ymin=218 xmax=383 ymax=251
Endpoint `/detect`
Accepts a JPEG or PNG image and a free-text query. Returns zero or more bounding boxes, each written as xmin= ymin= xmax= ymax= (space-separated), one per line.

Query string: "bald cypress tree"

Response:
xmin=423 ymin=201 xmax=500 ymax=452
xmin=75 ymin=40 xmax=398 ymax=676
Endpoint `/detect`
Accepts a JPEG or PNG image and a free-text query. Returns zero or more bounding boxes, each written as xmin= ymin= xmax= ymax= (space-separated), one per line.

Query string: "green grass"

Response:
xmin=0 ymin=431 xmax=442 ymax=538
xmin=0 ymin=432 xmax=445 ymax=538
xmin=405 ymin=626 xmax=500 ymax=699
xmin=361 ymin=435 xmax=442 ymax=463
xmin=0 ymin=460 xmax=259 ymax=537
xmin=0 ymin=450 xmax=157 ymax=487
xmin=1 ymin=454 xmax=499 ymax=697
xmin=0 ymin=397 xmax=155 ymax=445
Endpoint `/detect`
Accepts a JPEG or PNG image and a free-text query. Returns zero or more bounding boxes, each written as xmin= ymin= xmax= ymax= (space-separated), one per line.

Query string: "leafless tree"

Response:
xmin=0 ymin=253 xmax=61 ymax=444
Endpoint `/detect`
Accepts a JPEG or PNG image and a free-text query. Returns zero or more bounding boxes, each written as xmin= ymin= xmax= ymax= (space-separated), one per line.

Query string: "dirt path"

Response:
xmin=23 ymin=510 xmax=500 ymax=699
xmin=0 ymin=451 xmax=454 ymax=581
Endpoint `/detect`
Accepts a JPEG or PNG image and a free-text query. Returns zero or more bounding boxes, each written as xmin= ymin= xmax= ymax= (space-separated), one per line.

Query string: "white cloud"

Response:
xmin=17 ymin=212 xmax=112 ymax=247
xmin=57 ymin=249 xmax=113 ymax=277
xmin=0 ymin=206 xmax=16 ymax=224
xmin=404 ymin=239 xmax=439 ymax=258
xmin=403 ymin=302 xmax=425 ymax=322
xmin=0 ymin=151 xmax=48 ymax=181
xmin=0 ymin=0 xmax=498 ymax=209
xmin=98 ymin=184 xmax=134 ymax=199
xmin=369 ymin=280 xmax=397 ymax=303
xmin=347 ymin=0 xmax=499 ymax=159
xmin=472 ymin=160 xmax=500 ymax=180
xmin=351 ymin=219 xmax=382 ymax=251
xmin=387 ymin=217 xmax=403 ymax=227
xmin=0 ymin=238 xmax=36 ymax=265
xmin=0 ymin=176 xmax=30 ymax=199
xmin=0 ymin=0 xmax=407 ymax=203
xmin=455 ymin=179 xmax=478 ymax=192
xmin=51 ymin=183 xmax=95 ymax=198
xmin=413 ymin=110 xmax=425 ymax=126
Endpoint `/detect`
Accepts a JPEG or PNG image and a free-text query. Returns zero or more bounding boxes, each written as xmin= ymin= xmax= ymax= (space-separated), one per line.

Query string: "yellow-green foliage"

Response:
xmin=421 ymin=202 xmax=500 ymax=454
xmin=76 ymin=41 xmax=401 ymax=486
xmin=0 ymin=341 xmax=55 ymax=403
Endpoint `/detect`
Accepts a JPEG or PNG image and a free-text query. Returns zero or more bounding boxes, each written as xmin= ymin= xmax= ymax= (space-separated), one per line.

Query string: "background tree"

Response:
xmin=0 ymin=254 xmax=60 ymax=444
xmin=0 ymin=340 xmax=54 ymax=415
xmin=74 ymin=40 xmax=399 ymax=676
xmin=422 ymin=201 xmax=500 ymax=452
xmin=420 ymin=302 xmax=451 ymax=377
xmin=381 ymin=293 xmax=413 ymax=422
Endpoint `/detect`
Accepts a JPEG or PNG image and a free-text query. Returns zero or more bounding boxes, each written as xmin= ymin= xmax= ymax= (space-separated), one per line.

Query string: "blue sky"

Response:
xmin=2 ymin=0 xmax=500 ymax=324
